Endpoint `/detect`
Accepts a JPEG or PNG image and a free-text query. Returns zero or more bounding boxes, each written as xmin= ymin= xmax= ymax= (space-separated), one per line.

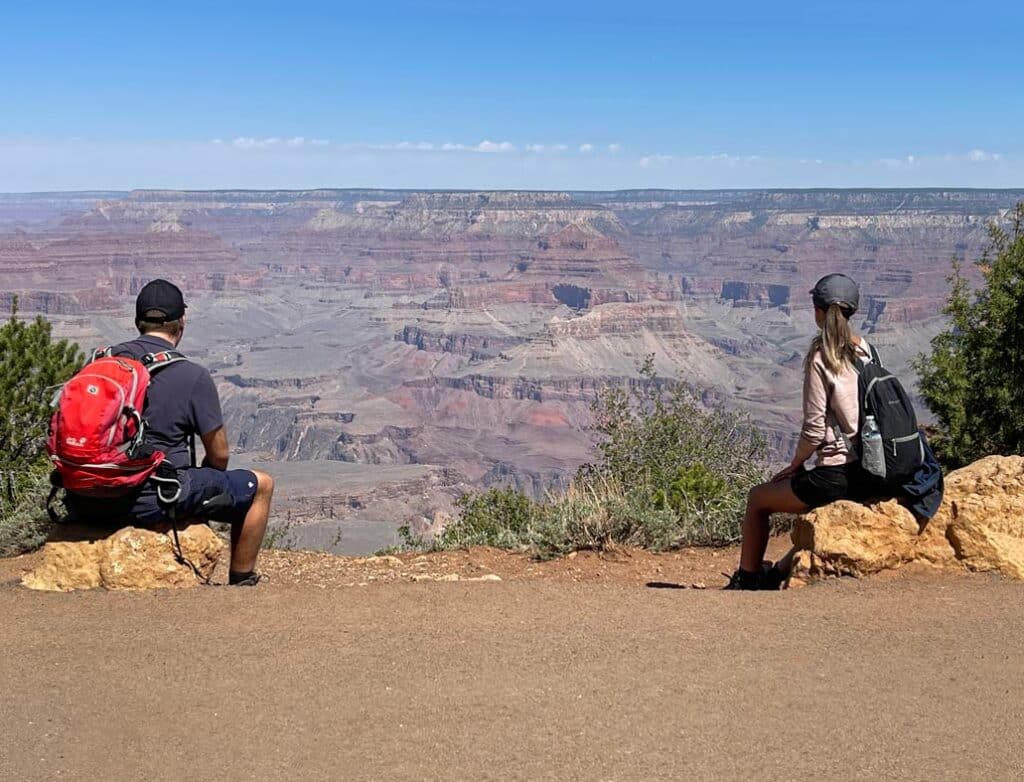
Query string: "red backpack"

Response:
xmin=47 ymin=348 xmax=186 ymax=497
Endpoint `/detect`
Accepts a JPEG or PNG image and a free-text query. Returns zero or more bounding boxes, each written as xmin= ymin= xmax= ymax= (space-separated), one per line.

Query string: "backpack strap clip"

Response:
xmin=151 ymin=462 xmax=183 ymax=506
xmin=141 ymin=350 xmax=187 ymax=373
xmin=150 ymin=464 xmax=209 ymax=585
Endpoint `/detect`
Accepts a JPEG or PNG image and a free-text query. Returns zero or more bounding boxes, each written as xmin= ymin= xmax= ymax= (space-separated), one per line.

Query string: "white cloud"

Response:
xmin=211 ymin=138 xmax=223 ymax=145
xmin=968 ymin=149 xmax=1001 ymax=162
xmin=395 ymin=141 xmax=436 ymax=151
xmin=232 ymin=136 xmax=281 ymax=149
xmin=525 ymin=143 xmax=571 ymax=153
xmin=693 ymin=153 xmax=762 ymax=165
xmin=475 ymin=140 xmax=516 ymax=153
xmin=639 ymin=154 xmax=674 ymax=168
xmin=880 ymin=155 xmax=917 ymax=169
xmin=608 ymin=143 xmax=622 ymax=153
xmin=310 ymin=138 xmax=330 ymax=146
xmin=286 ymin=137 xmax=305 ymax=148
xmin=579 ymin=143 xmax=594 ymax=153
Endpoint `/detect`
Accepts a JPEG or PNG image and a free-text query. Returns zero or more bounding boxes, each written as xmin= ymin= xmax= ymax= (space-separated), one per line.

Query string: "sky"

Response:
xmin=2 ymin=0 xmax=1022 ymax=191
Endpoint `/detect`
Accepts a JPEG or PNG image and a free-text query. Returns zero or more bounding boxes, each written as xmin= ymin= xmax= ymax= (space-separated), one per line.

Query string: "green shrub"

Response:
xmin=441 ymin=488 xmax=539 ymax=549
xmin=426 ymin=356 xmax=770 ymax=557
xmin=0 ymin=470 xmax=54 ymax=557
xmin=0 ymin=300 xmax=82 ymax=554
xmin=530 ymin=484 xmax=682 ymax=558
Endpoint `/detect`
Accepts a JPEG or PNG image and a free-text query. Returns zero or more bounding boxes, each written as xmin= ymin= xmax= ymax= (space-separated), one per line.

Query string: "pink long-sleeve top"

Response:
xmin=799 ymin=339 xmax=872 ymax=467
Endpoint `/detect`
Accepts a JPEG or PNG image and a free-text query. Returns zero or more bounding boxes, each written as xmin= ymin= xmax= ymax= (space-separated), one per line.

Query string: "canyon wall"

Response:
xmin=3 ymin=187 xmax=1021 ymax=531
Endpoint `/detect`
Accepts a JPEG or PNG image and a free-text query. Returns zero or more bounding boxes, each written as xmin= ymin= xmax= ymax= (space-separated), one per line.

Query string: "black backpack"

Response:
xmin=842 ymin=343 xmax=923 ymax=485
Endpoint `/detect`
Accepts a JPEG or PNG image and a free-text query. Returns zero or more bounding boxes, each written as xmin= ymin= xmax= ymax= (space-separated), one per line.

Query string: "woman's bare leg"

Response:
xmin=739 ymin=478 xmax=809 ymax=572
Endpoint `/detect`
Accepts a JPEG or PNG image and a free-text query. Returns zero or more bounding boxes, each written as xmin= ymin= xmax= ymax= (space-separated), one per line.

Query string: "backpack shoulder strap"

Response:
xmin=853 ymin=339 xmax=879 ymax=373
xmin=867 ymin=341 xmax=880 ymax=366
xmin=89 ymin=346 xmax=114 ymax=363
xmin=141 ymin=350 xmax=188 ymax=374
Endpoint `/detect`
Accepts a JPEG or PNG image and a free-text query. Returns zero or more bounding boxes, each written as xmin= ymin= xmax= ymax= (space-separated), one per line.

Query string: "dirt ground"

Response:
xmin=2 ymin=543 xmax=1023 ymax=781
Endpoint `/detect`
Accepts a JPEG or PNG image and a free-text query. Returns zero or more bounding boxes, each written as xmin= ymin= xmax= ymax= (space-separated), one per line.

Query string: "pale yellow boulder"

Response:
xmin=20 ymin=540 xmax=104 ymax=591
xmin=22 ymin=524 xmax=224 ymax=592
xmin=792 ymin=455 xmax=1024 ymax=581
xmin=939 ymin=456 xmax=1024 ymax=579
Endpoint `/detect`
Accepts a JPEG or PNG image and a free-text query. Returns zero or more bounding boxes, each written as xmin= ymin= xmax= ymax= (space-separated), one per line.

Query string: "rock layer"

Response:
xmin=22 ymin=524 xmax=224 ymax=591
xmin=792 ymin=456 xmax=1024 ymax=580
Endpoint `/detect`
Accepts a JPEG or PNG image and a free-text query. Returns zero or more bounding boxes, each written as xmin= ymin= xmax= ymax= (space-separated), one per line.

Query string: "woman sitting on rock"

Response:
xmin=725 ymin=273 xmax=887 ymax=590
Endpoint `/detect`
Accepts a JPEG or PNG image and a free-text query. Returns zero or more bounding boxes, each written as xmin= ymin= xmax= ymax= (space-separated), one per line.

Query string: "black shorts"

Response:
xmin=67 ymin=468 xmax=260 ymax=527
xmin=790 ymin=461 xmax=889 ymax=509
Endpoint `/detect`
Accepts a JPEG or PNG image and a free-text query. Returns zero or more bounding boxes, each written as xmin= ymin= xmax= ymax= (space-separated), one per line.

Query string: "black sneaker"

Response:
xmin=723 ymin=568 xmax=761 ymax=590
xmin=759 ymin=563 xmax=784 ymax=590
xmin=723 ymin=562 xmax=784 ymax=591
xmin=228 ymin=571 xmax=264 ymax=587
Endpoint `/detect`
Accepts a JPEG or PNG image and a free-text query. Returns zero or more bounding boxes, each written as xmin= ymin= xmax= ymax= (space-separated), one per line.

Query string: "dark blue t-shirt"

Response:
xmin=112 ymin=335 xmax=223 ymax=470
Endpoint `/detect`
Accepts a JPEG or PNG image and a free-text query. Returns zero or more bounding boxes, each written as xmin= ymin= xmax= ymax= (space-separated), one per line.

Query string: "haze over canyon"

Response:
xmin=3 ymin=188 xmax=1021 ymax=551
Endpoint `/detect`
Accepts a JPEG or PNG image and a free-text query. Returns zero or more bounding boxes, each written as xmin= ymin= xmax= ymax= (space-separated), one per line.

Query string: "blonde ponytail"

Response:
xmin=805 ymin=303 xmax=859 ymax=375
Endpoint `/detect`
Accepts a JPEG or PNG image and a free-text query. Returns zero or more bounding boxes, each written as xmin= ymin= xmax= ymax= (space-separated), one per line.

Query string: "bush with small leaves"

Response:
xmin=0 ymin=300 xmax=82 ymax=554
xmin=915 ymin=203 xmax=1024 ymax=467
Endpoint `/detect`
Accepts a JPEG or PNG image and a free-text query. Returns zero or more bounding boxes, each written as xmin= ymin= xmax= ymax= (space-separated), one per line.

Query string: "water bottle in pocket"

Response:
xmin=861 ymin=414 xmax=886 ymax=479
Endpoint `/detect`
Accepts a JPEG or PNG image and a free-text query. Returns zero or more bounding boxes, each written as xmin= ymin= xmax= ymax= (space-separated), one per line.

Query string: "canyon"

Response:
xmin=2 ymin=188 xmax=1022 ymax=552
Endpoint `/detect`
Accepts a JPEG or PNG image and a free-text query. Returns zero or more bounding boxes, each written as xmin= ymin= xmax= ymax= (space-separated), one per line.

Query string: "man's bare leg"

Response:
xmin=229 ymin=469 xmax=274 ymax=575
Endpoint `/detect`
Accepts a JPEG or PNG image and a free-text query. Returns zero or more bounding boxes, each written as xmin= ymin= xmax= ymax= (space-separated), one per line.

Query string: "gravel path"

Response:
xmin=2 ymin=562 xmax=1023 ymax=781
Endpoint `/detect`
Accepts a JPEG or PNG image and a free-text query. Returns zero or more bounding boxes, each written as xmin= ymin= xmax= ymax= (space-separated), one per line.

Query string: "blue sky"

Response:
xmin=2 ymin=1 xmax=1022 ymax=190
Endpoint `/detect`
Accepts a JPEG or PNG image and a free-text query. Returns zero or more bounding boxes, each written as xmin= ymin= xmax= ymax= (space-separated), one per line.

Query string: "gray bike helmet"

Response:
xmin=810 ymin=273 xmax=859 ymax=314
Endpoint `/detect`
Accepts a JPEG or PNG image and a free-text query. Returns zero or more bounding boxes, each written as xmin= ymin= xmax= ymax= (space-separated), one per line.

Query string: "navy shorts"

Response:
xmin=67 ymin=468 xmax=259 ymax=527
xmin=172 ymin=468 xmax=260 ymax=524
xmin=790 ymin=461 xmax=889 ymax=509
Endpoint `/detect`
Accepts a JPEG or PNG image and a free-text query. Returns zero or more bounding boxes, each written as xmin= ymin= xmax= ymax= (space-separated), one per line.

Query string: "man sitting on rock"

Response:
xmin=65 ymin=279 xmax=274 ymax=585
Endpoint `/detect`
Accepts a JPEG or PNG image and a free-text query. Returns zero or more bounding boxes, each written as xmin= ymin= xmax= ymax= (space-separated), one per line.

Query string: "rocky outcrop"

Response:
xmin=791 ymin=456 xmax=1024 ymax=580
xmin=397 ymin=325 xmax=527 ymax=359
xmin=720 ymin=281 xmax=791 ymax=311
xmin=22 ymin=524 xmax=224 ymax=591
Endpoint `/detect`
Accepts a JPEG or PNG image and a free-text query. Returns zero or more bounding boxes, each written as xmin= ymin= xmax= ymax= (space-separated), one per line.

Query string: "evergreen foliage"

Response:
xmin=915 ymin=203 xmax=1024 ymax=467
xmin=0 ymin=300 xmax=82 ymax=552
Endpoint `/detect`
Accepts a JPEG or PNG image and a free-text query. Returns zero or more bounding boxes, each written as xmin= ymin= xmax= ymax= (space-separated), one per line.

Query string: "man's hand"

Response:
xmin=200 ymin=426 xmax=230 ymax=470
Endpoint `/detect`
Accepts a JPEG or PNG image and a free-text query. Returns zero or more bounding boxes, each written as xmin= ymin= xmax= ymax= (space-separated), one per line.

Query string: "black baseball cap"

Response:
xmin=135 ymin=279 xmax=187 ymax=322
xmin=810 ymin=273 xmax=859 ymax=314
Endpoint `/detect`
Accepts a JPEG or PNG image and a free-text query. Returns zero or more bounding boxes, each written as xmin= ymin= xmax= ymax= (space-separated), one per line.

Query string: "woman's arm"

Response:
xmin=777 ymin=357 xmax=829 ymax=477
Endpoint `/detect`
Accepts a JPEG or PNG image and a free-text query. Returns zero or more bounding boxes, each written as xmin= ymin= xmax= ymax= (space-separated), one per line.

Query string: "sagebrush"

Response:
xmin=0 ymin=470 xmax=54 ymax=557
xmin=418 ymin=356 xmax=770 ymax=557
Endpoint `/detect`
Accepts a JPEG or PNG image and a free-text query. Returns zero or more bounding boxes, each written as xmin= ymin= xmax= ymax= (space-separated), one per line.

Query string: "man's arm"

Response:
xmin=190 ymin=368 xmax=227 ymax=469
xmin=200 ymin=426 xmax=230 ymax=470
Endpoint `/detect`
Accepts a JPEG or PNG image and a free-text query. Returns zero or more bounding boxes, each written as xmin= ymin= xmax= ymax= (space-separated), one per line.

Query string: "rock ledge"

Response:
xmin=22 ymin=524 xmax=224 ymax=591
